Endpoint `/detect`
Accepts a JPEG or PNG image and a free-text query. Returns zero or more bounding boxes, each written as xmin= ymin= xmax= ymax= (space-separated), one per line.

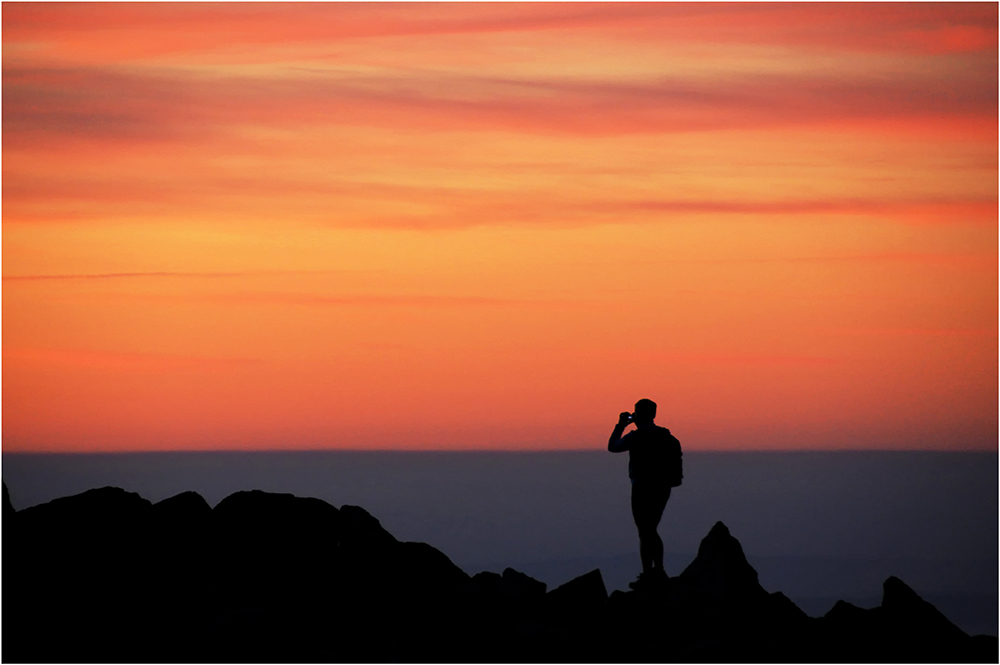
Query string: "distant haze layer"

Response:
xmin=3 ymin=4 xmax=997 ymax=452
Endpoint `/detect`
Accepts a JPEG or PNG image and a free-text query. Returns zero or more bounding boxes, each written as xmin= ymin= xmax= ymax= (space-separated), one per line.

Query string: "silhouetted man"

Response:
xmin=608 ymin=398 xmax=682 ymax=590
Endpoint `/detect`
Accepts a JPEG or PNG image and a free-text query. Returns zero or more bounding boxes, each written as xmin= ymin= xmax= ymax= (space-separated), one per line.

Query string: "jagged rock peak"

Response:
xmin=678 ymin=520 xmax=767 ymax=600
xmin=548 ymin=568 xmax=608 ymax=607
xmin=883 ymin=576 xmax=929 ymax=610
xmin=882 ymin=575 xmax=970 ymax=641
xmin=502 ymin=567 xmax=547 ymax=596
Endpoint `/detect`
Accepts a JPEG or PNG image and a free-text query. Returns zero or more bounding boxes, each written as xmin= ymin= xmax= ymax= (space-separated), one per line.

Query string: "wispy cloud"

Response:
xmin=827 ymin=327 xmax=998 ymax=337
xmin=5 ymin=163 xmax=994 ymax=228
xmin=3 ymin=271 xmax=253 ymax=281
xmin=5 ymin=64 xmax=996 ymax=147
xmin=214 ymin=293 xmax=570 ymax=308
xmin=1 ymin=270 xmax=366 ymax=281
xmin=4 ymin=3 xmax=995 ymax=61
xmin=592 ymin=348 xmax=840 ymax=367
xmin=662 ymin=252 xmax=998 ymax=267
xmin=30 ymin=289 xmax=587 ymax=310
xmin=3 ymin=347 xmax=261 ymax=372
xmin=596 ymin=198 xmax=998 ymax=223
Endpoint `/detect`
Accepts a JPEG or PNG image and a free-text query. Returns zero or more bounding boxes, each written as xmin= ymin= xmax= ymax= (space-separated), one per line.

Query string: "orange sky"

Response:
xmin=3 ymin=3 xmax=997 ymax=452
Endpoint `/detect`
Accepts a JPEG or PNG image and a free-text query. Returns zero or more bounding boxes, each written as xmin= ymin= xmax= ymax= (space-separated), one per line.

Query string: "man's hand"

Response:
xmin=609 ymin=412 xmax=633 ymax=451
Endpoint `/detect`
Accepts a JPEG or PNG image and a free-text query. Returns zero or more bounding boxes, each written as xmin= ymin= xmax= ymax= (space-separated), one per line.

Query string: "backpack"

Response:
xmin=665 ymin=432 xmax=683 ymax=487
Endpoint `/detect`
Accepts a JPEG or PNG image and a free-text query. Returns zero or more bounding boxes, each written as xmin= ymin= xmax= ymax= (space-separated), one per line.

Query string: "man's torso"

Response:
xmin=622 ymin=426 xmax=681 ymax=484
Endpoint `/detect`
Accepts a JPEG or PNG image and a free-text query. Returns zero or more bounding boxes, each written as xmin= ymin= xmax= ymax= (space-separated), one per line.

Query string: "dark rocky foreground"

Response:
xmin=2 ymin=484 xmax=996 ymax=663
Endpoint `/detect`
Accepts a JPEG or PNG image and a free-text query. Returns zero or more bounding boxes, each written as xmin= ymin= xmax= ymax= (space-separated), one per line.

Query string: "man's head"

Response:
xmin=633 ymin=398 xmax=657 ymax=424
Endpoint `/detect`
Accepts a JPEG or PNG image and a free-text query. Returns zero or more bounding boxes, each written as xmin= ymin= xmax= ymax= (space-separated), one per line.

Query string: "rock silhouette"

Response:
xmin=2 ymin=482 xmax=995 ymax=663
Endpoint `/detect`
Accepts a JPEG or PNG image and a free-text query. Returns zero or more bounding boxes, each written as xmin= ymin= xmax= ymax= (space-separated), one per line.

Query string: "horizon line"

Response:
xmin=2 ymin=447 xmax=995 ymax=455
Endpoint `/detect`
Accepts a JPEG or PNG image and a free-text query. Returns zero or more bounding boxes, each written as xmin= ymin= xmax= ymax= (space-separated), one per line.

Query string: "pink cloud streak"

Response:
xmin=5 ymin=64 xmax=995 ymax=147
xmin=4 ymin=3 xmax=995 ymax=61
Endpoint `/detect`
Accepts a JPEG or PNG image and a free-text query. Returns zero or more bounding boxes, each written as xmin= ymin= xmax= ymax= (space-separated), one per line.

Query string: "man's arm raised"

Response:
xmin=608 ymin=412 xmax=633 ymax=452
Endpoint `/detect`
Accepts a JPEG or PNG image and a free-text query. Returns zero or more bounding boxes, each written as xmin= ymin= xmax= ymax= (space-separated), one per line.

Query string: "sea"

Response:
xmin=2 ymin=450 xmax=996 ymax=636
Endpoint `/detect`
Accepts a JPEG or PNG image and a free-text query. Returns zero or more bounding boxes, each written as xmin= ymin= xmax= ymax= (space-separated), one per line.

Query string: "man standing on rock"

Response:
xmin=608 ymin=398 xmax=683 ymax=591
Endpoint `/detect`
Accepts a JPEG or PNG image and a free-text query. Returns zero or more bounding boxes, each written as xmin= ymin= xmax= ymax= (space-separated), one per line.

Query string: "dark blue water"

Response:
xmin=3 ymin=451 xmax=996 ymax=635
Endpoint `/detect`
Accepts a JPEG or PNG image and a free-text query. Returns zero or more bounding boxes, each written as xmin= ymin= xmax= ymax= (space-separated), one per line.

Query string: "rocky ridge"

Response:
xmin=2 ymin=484 xmax=995 ymax=662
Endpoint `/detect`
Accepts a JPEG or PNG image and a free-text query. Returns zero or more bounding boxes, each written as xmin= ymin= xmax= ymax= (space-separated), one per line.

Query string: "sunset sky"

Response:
xmin=3 ymin=3 xmax=997 ymax=452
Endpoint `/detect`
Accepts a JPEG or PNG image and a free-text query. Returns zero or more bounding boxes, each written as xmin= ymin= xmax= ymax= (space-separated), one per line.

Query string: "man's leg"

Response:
xmin=642 ymin=525 xmax=663 ymax=573
xmin=631 ymin=485 xmax=671 ymax=574
xmin=631 ymin=484 xmax=670 ymax=574
xmin=631 ymin=485 xmax=652 ymax=574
